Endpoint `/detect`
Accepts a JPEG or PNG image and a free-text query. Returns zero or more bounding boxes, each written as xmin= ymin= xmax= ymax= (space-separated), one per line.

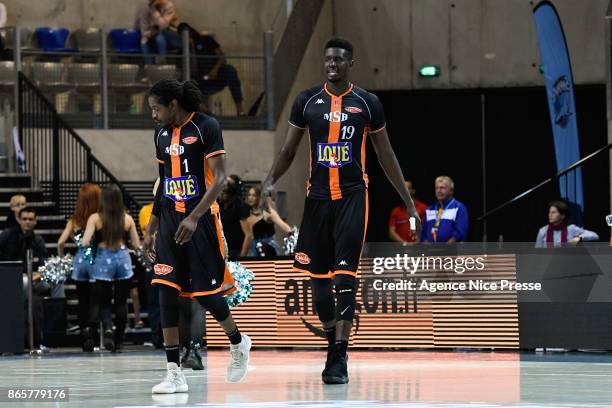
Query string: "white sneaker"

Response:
xmin=152 ymin=363 xmax=189 ymax=394
xmin=227 ymin=334 xmax=251 ymax=383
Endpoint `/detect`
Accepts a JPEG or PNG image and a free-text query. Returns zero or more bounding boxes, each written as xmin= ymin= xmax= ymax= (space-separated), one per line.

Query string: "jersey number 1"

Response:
xmin=183 ymin=159 xmax=189 ymax=173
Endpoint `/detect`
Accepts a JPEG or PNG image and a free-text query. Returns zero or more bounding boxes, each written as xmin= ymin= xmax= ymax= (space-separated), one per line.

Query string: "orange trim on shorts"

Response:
xmin=332 ymin=269 xmax=358 ymax=277
xmin=293 ymin=266 xmax=333 ymax=278
xmin=361 ymin=190 xmax=369 ymax=257
xmin=213 ymin=213 xmax=236 ymax=291
xmin=152 ymin=276 xmax=236 ymax=298
xmin=151 ymin=278 xmax=181 ymax=291
xmin=324 ymin=83 xmax=353 ymax=201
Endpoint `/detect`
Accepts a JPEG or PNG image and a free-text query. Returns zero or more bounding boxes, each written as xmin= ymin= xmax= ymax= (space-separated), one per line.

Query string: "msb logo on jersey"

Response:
xmin=317 ymin=142 xmax=352 ymax=169
xmin=165 ymin=143 xmax=184 ymax=156
xmin=323 ymin=111 xmax=348 ymax=123
xmin=164 ymin=175 xmax=200 ymax=202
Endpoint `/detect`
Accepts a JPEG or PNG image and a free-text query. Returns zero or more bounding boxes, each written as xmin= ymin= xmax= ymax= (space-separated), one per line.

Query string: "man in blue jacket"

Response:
xmin=421 ymin=176 xmax=468 ymax=243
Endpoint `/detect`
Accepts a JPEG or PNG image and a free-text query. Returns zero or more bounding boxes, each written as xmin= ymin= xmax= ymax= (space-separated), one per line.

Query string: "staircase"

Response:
xmin=1 ymin=72 xmax=152 ymax=348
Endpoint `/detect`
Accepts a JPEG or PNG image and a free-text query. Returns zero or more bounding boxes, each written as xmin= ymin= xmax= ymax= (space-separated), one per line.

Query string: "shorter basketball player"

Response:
xmin=144 ymin=79 xmax=250 ymax=393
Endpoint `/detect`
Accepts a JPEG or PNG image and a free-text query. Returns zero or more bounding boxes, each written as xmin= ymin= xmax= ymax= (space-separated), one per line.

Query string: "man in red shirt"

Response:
xmin=389 ymin=181 xmax=427 ymax=243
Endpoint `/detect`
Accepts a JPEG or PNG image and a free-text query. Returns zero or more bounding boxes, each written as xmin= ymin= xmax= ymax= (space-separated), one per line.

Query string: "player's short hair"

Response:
xmin=325 ymin=37 xmax=353 ymax=58
xmin=149 ymin=79 xmax=203 ymax=113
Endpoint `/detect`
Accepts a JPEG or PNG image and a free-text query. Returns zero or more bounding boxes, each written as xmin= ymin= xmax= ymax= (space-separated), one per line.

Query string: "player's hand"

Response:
xmin=143 ymin=233 xmax=157 ymax=262
xmin=259 ymin=180 xmax=274 ymax=211
xmin=175 ymin=215 xmax=198 ymax=245
xmin=408 ymin=211 xmax=422 ymax=238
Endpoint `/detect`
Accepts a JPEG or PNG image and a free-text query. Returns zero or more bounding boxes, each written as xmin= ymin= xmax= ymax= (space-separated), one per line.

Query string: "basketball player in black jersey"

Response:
xmin=144 ymin=79 xmax=251 ymax=393
xmin=261 ymin=38 xmax=421 ymax=384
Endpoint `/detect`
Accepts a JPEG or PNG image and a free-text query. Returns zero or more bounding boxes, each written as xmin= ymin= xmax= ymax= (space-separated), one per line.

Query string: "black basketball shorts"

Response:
xmin=152 ymin=206 xmax=235 ymax=297
xmin=293 ymin=189 xmax=368 ymax=279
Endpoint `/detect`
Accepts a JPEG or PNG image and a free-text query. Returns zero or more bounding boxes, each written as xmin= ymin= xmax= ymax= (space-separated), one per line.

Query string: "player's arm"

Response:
xmin=81 ymin=213 xmax=99 ymax=247
xmin=370 ymin=128 xmax=421 ymax=235
xmin=57 ymin=219 xmax=73 ymax=256
xmin=175 ymin=154 xmax=227 ymax=245
xmin=261 ymin=125 xmax=305 ymax=204
xmin=240 ymin=219 xmax=253 ymax=257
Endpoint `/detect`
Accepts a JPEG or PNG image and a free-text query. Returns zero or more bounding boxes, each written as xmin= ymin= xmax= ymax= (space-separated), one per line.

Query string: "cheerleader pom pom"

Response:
xmin=38 ymin=255 xmax=73 ymax=285
xmin=283 ymin=226 xmax=299 ymax=255
xmin=225 ymin=261 xmax=254 ymax=308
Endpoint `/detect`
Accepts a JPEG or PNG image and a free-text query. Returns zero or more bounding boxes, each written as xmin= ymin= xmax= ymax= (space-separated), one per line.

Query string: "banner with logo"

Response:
xmin=533 ymin=1 xmax=584 ymax=222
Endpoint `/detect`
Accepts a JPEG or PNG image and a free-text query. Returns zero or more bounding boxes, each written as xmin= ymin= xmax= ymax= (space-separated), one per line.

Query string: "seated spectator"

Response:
xmin=421 ymin=176 xmax=468 ymax=243
xmin=241 ymin=185 xmax=291 ymax=257
xmin=180 ymin=23 xmax=245 ymax=116
xmin=389 ymin=180 xmax=427 ymax=243
xmin=0 ymin=207 xmax=61 ymax=350
xmin=218 ymin=175 xmax=249 ymax=259
xmin=136 ymin=0 xmax=181 ymax=64
xmin=535 ymin=200 xmax=599 ymax=247
xmin=5 ymin=194 xmax=26 ymax=230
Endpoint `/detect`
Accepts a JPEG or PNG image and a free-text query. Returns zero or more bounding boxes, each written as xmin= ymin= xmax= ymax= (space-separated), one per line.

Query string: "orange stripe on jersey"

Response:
xmin=204 ymin=159 xmax=219 ymax=215
xmin=170 ymin=112 xmax=195 ymax=213
xmin=361 ymin=127 xmax=369 ymax=187
xmin=324 ymin=83 xmax=353 ymax=200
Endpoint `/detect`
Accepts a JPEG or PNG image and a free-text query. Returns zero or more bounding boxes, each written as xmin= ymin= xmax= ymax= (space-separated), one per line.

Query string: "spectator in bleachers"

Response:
xmin=241 ymin=185 xmax=291 ymax=257
xmin=81 ymin=184 xmax=140 ymax=352
xmin=388 ymin=180 xmax=427 ymax=244
xmin=5 ymin=194 xmax=27 ymax=231
xmin=179 ymin=23 xmax=245 ymax=116
xmin=535 ymin=200 xmax=599 ymax=247
xmin=0 ymin=206 xmax=47 ymax=264
xmin=137 ymin=0 xmax=181 ymax=64
xmin=421 ymin=176 xmax=469 ymax=243
xmin=57 ymin=183 xmax=101 ymax=351
xmin=218 ymin=174 xmax=249 ymax=259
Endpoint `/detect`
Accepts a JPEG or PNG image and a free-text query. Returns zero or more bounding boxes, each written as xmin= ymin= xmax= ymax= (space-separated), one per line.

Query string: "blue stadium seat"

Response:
xmin=34 ymin=27 xmax=74 ymax=52
xmin=108 ymin=29 xmax=142 ymax=54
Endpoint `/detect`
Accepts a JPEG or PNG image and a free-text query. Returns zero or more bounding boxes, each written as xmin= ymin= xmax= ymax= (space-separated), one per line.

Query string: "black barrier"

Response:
xmin=0 ymin=262 xmax=24 ymax=354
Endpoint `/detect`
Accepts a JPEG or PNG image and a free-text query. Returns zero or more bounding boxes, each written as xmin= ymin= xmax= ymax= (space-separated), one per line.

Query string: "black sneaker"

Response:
xmin=322 ymin=343 xmax=349 ymax=384
xmin=82 ymin=327 xmax=95 ymax=352
xmin=103 ymin=329 xmax=115 ymax=352
xmin=181 ymin=342 xmax=205 ymax=370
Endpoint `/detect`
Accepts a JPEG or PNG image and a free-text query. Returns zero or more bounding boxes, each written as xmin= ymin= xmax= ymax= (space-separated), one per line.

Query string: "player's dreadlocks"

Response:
xmin=149 ymin=79 xmax=203 ymax=113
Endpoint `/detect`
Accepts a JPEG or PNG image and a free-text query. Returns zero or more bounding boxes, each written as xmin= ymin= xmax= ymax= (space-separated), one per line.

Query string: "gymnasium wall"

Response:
xmin=333 ymin=0 xmax=608 ymax=89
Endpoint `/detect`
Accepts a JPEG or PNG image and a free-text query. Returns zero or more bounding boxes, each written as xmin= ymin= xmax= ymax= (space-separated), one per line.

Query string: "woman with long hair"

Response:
xmin=57 ymin=183 xmax=101 ymax=351
xmin=144 ymin=78 xmax=250 ymax=393
xmin=82 ymin=184 xmax=140 ymax=351
xmin=240 ymin=184 xmax=291 ymax=257
xmin=535 ymin=200 xmax=599 ymax=247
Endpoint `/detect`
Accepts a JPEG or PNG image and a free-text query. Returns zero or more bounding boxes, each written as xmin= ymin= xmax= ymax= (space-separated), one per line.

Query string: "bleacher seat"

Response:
xmin=72 ymin=63 xmax=100 ymax=92
xmin=4 ymin=27 xmax=34 ymax=51
xmin=144 ymin=65 xmax=178 ymax=84
xmin=29 ymin=62 xmax=72 ymax=93
xmin=34 ymin=27 xmax=75 ymax=52
xmin=108 ymin=29 xmax=141 ymax=54
xmin=73 ymin=28 xmax=101 ymax=53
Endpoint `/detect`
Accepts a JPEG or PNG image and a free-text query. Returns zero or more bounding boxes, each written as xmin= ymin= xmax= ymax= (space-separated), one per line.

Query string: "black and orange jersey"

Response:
xmin=288 ymin=83 xmax=386 ymax=200
xmin=155 ymin=112 xmax=225 ymax=214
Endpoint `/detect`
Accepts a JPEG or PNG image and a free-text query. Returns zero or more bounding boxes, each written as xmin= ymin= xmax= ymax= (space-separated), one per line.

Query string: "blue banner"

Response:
xmin=533 ymin=1 xmax=583 ymax=224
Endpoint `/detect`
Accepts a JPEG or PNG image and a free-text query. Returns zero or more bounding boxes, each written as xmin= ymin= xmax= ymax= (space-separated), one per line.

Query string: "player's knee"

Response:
xmin=334 ymin=274 xmax=357 ymax=322
xmin=333 ymin=274 xmax=357 ymax=294
xmin=158 ymin=284 xmax=180 ymax=328
xmin=311 ymin=279 xmax=335 ymax=323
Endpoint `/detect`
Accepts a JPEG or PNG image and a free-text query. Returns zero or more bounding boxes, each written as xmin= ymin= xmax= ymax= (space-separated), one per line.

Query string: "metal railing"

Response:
xmin=6 ymin=26 xmax=271 ymax=130
xmin=17 ymin=71 xmax=141 ymax=218
xmin=477 ymin=143 xmax=612 ymax=221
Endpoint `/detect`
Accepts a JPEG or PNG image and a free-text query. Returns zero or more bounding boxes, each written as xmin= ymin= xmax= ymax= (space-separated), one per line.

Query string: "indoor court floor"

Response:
xmin=1 ymin=349 xmax=611 ymax=407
